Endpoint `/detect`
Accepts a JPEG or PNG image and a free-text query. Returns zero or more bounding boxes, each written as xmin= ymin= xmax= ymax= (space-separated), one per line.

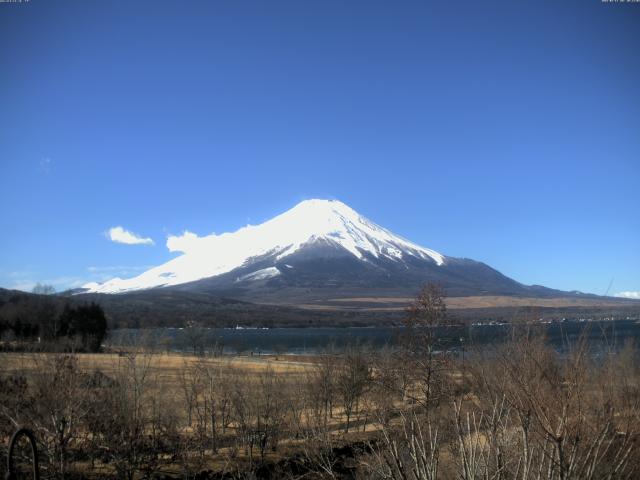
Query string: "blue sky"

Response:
xmin=0 ymin=0 xmax=638 ymax=297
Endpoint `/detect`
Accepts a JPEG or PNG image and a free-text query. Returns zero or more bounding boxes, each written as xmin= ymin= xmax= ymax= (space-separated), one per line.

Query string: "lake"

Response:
xmin=107 ymin=318 xmax=640 ymax=355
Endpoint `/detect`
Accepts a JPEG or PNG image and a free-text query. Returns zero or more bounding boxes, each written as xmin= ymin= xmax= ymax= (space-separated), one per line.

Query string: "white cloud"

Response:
xmin=107 ymin=226 xmax=154 ymax=246
xmin=166 ymin=230 xmax=202 ymax=253
xmin=614 ymin=291 xmax=640 ymax=300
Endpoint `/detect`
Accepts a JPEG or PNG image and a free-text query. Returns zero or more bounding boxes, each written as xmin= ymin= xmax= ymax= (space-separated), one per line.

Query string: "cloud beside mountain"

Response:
xmin=615 ymin=291 xmax=640 ymax=300
xmin=107 ymin=226 xmax=154 ymax=246
xmin=166 ymin=230 xmax=202 ymax=253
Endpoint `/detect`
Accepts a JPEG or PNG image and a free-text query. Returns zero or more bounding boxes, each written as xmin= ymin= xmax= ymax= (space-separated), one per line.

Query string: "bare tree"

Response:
xmin=31 ymin=283 xmax=56 ymax=295
xmin=365 ymin=409 xmax=440 ymax=480
xmin=336 ymin=346 xmax=371 ymax=433
xmin=306 ymin=352 xmax=337 ymax=430
xmin=254 ymin=366 xmax=288 ymax=460
xmin=85 ymin=352 xmax=167 ymax=480
xmin=462 ymin=329 xmax=640 ymax=480
xmin=29 ymin=354 xmax=90 ymax=478
xmin=183 ymin=321 xmax=206 ymax=355
xmin=403 ymin=283 xmax=450 ymax=409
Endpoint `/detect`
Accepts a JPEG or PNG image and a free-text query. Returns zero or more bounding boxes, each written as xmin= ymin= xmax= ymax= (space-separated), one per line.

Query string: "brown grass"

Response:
xmin=299 ymin=295 xmax=638 ymax=310
xmin=0 ymin=351 xmax=317 ymax=391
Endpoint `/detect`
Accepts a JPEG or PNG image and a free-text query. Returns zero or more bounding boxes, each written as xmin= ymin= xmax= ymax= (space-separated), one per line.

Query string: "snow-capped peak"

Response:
xmin=271 ymin=199 xmax=444 ymax=264
xmin=82 ymin=199 xmax=445 ymax=294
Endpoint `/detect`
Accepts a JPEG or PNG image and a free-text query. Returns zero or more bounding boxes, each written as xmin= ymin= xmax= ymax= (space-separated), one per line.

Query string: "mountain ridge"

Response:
xmin=79 ymin=199 xmax=613 ymax=305
xmin=82 ymin=199 xmax=447 ymax=294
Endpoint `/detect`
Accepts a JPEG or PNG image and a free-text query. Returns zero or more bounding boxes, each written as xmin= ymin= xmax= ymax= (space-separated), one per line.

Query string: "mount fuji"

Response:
xmin=81 ymin=199 xmax=566 ymax=302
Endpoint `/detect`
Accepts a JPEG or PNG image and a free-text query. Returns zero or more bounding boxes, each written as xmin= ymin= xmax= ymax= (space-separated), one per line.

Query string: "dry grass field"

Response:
xmin=0 ymin=351 xmax=316 ymax=379
xmin=300 ymin=295 xmax=640 ymax=310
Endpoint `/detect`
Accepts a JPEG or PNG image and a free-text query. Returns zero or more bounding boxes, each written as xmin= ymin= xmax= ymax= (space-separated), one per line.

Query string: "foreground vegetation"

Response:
xmin=1 ymin=285 xmax=638 ymax=479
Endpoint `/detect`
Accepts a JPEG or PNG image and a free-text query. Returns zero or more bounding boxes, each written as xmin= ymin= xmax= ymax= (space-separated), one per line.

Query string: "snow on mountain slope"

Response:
xmin=236 ymin=267 xmax=281 ymax=283
xmin=82 ymin=199 xmax=445 ymax=294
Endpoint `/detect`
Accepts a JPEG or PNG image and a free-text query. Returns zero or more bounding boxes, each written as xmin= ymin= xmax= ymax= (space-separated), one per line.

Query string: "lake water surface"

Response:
xmin=108 ymin=319 xmax=640 ymax=355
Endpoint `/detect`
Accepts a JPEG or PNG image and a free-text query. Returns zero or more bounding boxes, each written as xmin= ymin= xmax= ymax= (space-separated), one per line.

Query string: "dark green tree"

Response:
xmin=60 ymin=302 xmax=108 ymax=352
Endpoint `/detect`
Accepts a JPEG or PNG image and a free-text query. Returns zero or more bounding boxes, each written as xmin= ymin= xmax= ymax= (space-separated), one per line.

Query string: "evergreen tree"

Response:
xmin=61 ymin=302 xmax=108 ymax=352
